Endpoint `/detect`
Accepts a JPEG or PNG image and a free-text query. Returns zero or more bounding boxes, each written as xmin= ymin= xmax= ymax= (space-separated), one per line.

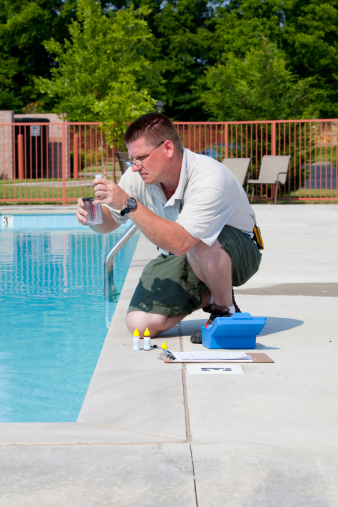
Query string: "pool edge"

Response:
xmin=0 ymin=231 xmax=186 ymax=445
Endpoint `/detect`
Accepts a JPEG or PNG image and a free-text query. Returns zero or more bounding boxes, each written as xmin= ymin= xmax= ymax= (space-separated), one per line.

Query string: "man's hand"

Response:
xmin=76 ymin=197 xmax=89 ymax=226
xmin=92 ymin=176 xmax=129 ymax=209
xmin=76 ymin=184 xmax=120 ymax=234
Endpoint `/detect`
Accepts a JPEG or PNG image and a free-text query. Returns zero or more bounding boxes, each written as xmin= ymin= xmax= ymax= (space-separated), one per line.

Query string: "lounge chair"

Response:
xmin=246 ymin=155 xmax=291 ymax=204
xmin=222 ymin=158 xmax=251 ymax=187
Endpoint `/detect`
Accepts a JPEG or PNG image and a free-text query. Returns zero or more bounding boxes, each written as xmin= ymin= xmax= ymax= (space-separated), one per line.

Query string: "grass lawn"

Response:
xmin=291 ymin=188 xmax=337 ymax=199
xmin=0 ymin=182 xmax=85 ymax=203
xmin=0 ymin=164 xmax=124 ymax=204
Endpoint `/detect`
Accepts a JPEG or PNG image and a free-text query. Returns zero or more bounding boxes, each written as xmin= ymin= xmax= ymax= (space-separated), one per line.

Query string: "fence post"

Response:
xmin=271 ymin=121 xmax=276 ymax=155
xmin=73 ymin=134 xmax=79 ymax=180
xmin=62 ymin=122 xmax=66 ymax=205
xmin=18 ymin=134 xmax=24 ymax=179
xmin=271 ymin=121 xmax=277 ymax=200
xmin=224 ymin=123 xmax=229 ymax=158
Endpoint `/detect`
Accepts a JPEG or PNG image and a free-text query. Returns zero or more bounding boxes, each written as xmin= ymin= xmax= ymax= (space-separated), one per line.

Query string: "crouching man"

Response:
xmin=76 ymin=113 xmax=262 ymax=343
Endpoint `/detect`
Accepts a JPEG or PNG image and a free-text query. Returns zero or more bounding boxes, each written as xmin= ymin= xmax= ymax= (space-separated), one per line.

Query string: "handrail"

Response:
xmin=104 ymin=223 xmax=138 ymax=301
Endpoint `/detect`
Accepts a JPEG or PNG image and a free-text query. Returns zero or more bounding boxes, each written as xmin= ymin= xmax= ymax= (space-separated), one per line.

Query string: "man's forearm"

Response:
xmin=91 ymin=178 xmax=197 ymax=251
xmin=129 ymin=201 xmax=198 ymax=256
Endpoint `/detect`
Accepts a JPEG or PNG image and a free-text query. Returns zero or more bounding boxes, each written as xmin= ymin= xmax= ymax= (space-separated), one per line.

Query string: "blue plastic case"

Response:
xmin=201 ymin=313 xmax=266 ymax=349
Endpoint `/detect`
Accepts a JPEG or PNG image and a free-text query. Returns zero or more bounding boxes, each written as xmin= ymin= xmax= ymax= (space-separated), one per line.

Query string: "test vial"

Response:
xmin=82 ymin=197 xmax=103 ymax=225
xmin=83 ymin=174 xmax=103 ymax=225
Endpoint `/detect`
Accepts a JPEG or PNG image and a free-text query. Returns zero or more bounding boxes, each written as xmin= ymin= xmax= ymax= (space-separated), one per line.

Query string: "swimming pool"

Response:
xmin=0 ymin=215 xmax=139 ymax=423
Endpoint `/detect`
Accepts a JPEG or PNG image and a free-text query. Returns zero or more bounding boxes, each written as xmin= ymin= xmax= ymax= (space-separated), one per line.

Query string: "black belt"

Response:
xmin=160 ymin=252 xmax=175 ymax=259
xmin=157 ymin=247 xmax=175 ymax=258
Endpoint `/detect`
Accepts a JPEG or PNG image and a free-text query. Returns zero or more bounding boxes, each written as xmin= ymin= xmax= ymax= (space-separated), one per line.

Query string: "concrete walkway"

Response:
xmin=0 ymin=205 xmax=337 ymax=506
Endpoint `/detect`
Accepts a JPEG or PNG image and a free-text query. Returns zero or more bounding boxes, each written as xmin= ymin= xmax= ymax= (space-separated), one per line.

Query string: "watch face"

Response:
xmin=126 ymin=198 xmax=137 ymax=210
xmin=120 ymin=197 xmax=137 ymax=216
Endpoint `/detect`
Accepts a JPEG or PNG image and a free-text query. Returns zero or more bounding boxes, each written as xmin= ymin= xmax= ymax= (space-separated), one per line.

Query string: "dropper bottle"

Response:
xmin=133 ymin=328 xmax=140 ymax=350
xmin=144 ymin=328 xmax=151 ymax=350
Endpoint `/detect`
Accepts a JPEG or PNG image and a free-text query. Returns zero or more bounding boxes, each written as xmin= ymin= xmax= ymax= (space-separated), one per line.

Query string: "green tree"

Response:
xmin=282 ymin=0 xmax=338 ymax=118
xmin=198 ymin=38 xmax=319 ymax=121
xmin=0 ymin=54 xmax=22 ymax=110
xmin=36 ymin=0 xmax=157 ymax=145
xmin=211 ymin=0 xmax=286 ymax=57
xmin=2 ymin=0 xmax=337 ymax=120
xmin=146 ymin=0 xmax=219 ymax=120
xmin=0 ymin=0 xmax=77 ymax=111
xmin=99 ymin=0 xmax=220 ymax=120
xmin=207 ymin=0 xmax=338 ymax=119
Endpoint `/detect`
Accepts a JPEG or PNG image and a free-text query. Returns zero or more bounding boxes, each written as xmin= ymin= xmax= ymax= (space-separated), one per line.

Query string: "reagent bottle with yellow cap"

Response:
xmin=133 ymin=329 xmax=140 ymax=350
xmin=144 ymin=328 xmax=151 ymax=350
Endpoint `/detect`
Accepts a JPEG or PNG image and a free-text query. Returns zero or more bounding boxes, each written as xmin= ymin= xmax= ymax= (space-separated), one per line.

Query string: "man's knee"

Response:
xmin=125 ymin=311 xmax=168 ymax=337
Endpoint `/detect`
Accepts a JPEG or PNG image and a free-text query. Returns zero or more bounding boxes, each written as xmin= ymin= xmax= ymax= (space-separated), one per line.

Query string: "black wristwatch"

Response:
xmin=120 ymin=197 xmax=138 ymax=216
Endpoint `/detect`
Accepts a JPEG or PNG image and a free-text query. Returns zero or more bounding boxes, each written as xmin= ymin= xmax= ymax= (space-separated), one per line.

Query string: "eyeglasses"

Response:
xmin=126 ymin=141 xmax=165 ymax=168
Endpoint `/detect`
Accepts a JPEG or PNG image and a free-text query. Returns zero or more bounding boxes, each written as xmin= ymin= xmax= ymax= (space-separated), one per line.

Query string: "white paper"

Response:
xmin=186 ymin=364 xmax=244 ymax=374
xmin=169 ymin=351 xmax=253 ymax=362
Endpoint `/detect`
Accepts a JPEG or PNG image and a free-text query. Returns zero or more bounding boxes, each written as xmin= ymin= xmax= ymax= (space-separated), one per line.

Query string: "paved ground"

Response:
xmin=0 ymin=204 xmax=337 ymax=506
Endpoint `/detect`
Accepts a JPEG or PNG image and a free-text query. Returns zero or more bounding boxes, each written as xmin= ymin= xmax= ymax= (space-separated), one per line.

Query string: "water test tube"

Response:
xmin=83 ymin=173 xmax=103 ymax=225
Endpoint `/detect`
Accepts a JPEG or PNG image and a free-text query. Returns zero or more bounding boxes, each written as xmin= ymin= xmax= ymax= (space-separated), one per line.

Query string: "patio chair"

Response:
xmin=222 ymin=158 xmax=251 ymax=187
xmin=246 ymin=155 xmax=291 ymax=204
xmin=114 ymin=151 xmax=130 ymax=182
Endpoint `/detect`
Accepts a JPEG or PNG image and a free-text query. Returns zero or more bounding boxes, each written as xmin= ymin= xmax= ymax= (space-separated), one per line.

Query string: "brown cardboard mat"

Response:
xmin=161 ymin=352 xmax=274 ymax=363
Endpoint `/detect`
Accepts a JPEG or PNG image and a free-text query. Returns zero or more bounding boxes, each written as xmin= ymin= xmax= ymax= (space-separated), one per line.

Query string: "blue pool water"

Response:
xmin=0 ymin=216 xmax=139 ymax=423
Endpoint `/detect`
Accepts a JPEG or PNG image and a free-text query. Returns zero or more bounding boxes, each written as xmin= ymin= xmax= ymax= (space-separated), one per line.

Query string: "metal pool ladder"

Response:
xmin=104 ymin=223 xmax=138 ymax=301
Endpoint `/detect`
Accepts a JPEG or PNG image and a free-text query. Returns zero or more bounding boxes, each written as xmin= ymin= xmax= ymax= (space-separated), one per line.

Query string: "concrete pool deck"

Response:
xmin=0 ymin=204 xmax=337 ymax=506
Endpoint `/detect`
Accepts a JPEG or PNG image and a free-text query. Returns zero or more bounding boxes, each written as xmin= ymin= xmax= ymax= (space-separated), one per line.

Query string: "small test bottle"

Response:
xmin=133 ymin=328 xmax=140 ymax=350
xmin=144 ymin=328 xmax=151 ymax=350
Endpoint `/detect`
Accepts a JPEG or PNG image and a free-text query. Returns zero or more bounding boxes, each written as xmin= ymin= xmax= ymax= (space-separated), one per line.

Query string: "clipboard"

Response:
xmin=161 ymin=352 xmax=274 ymax=363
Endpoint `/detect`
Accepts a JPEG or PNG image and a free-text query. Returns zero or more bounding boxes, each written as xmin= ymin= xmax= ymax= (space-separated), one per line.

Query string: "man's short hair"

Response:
xmin=124 ymin=113 xmax=183 ymax=152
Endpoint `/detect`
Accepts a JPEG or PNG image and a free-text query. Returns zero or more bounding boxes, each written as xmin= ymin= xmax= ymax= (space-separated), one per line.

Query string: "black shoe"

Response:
xmin=190 ymin=304 xmax=233 ymax=344
xmin=203 ymin=291 xmax=241 ymax=314
xmin=190 ymin=329 xmax=203 ymax=343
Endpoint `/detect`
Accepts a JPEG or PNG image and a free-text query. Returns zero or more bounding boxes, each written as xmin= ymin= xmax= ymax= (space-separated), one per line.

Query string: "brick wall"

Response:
xmin=0 ymin=111 xmax=14 ymax=179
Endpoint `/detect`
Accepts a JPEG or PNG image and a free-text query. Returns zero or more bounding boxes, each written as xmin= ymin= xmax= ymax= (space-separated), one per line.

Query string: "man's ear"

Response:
xmin=164 ymin=140 xmax=175 ymax=158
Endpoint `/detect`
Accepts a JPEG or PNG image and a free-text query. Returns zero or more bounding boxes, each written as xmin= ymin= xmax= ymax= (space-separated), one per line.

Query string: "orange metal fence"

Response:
xmin=1 ymin=119 xmax=337 ymax=204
